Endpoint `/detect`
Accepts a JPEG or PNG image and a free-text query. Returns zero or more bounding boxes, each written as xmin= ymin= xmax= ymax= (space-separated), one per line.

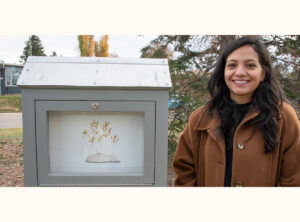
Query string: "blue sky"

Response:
xmin=0 ymin=35 xmax=157 ymax=64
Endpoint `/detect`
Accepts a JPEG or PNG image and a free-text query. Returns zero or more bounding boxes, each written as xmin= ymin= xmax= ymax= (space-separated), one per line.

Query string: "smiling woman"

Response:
xmin=173 ymin=36 xmax=300 ymax=187
xmin=224 ymin=45 xmax=265 ymax=104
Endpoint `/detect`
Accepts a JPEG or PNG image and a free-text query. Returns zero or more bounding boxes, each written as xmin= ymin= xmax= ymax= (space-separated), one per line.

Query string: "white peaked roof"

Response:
xmin=17 ymin=56 xmax=172 ymax=89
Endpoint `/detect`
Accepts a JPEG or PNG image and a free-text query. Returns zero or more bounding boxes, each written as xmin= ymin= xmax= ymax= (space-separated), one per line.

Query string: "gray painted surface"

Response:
xmin=21 ymin=89 xmax=169 ymax=187
xmin=0 ymin=69 xmax=4 ymax=95
xmin=3 ymin=86 xmax=21 ymax=95
xmin=22 ymin=92 xmax=38 ymax=186
xmin=35 ymin=100 xmax=155 ymax=186
xmin=19 ymin=57 xmax=170 ymax=187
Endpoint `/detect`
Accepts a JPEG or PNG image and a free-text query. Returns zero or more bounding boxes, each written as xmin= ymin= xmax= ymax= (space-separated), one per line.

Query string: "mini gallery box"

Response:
xmin=17 ymin=56 xmax=172 ymax=186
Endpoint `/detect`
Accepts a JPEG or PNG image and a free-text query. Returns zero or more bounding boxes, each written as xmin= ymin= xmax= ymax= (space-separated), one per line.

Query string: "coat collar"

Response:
xmin=194 ymin=104 xmax=261 ymax=131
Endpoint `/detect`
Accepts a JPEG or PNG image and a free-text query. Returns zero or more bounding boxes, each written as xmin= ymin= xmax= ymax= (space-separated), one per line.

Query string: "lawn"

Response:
xmin=0 ymin=94 xmax=22 ymax=113
xmin=0 ymin=128 xmax=23 ymax=145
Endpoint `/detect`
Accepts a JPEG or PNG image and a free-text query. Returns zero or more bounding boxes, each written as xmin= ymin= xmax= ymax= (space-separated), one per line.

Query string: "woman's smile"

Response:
xmin=232 ymin=79 xmax=250 ymax=84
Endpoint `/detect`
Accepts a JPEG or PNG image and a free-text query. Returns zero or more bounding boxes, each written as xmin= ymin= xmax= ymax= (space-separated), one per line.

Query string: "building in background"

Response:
xmin=0 ymin=60 xmax=23 ymax=95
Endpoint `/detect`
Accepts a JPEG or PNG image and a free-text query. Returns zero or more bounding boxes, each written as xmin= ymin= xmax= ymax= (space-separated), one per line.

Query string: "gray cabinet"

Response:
xmin=18 ymin=57 xmax=171 ymax=186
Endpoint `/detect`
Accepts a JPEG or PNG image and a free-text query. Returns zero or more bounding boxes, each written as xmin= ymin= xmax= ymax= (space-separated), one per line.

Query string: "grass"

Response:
xmin=0 ymin=154 xmax=16 ymax=165
xmin=0 ymin=128 xmax=23 ymax=140
xmin=0 ymin=128 xmax=23 ymax=145
xmin=0 ymin=94 xmax=22 ymax=113
xmin=0 ymin=128 xmax=23 ymax=166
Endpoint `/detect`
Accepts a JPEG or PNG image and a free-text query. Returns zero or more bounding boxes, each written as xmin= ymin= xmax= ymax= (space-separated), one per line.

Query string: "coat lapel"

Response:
xmin=193 ymin=105 xmax=261 ymax=153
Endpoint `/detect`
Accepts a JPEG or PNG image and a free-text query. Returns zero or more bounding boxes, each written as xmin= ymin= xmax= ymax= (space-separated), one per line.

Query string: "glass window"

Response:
xmin=48 ymin=111 xmax=145 ymax=174
xmin=5 ymin=69 xmax=12 ymax=86
xmin=5 ymin=67 xmax=22 ymax=86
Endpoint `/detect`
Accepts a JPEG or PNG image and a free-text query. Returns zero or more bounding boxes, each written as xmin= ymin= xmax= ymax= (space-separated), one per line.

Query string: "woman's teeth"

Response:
xmin=233 ymin=80 xmax=249 ymax=84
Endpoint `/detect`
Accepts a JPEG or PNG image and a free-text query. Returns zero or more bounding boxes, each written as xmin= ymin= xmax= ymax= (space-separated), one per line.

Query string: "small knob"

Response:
xmin=91 ymin=102 xmax=99 ymax=110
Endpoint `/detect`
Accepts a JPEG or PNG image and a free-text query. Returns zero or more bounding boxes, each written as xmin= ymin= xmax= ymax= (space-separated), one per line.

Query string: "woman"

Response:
xmin=173 ymin=36 xmax=300 ymax=187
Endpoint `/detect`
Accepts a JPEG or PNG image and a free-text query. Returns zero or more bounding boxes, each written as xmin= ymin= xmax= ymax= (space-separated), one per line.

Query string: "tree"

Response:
xmin=141 ymin=42 xmax=173 ymax=59
xmin=262 ymin=35 xmax=300 ymax=101
xmin=19 ymin=35 xmax=46 ymax=64
xmin=95 ymin=35 xmax=109 ymax=57
xmin=141 ymin=35 xmax=300 ymax=164
xmin=94 ymin=42 xmax=100 ymax=57
xmin=78 ymin=35 xmax=95 ymax=57
xmin=77 ymin=35 xmax=112 ymax=57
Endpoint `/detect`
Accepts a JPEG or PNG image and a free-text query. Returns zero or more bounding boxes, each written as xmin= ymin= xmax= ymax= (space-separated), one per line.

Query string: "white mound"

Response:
xmin=86 ymin=153 xmax=120 ymax=163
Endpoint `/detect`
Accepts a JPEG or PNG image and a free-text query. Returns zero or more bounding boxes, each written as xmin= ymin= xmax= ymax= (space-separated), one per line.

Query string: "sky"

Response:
xmin=0 ymin=35 xmax=157 ymax=65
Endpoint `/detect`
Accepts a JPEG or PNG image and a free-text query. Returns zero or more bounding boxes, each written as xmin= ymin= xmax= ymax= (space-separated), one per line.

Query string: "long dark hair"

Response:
xmin=207 ymin=36 xmax=286 ymax=153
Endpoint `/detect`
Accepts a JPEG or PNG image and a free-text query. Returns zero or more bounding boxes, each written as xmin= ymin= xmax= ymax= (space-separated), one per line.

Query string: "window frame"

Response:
xmin=35 ymin=100 xmax=156 ymax=186
xmin=5 ymin=66 xmax=22 ymax=87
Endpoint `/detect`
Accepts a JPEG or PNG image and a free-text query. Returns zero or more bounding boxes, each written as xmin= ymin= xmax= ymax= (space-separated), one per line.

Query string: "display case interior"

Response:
xmin=48 ymin=111 xmax=145 ymax=175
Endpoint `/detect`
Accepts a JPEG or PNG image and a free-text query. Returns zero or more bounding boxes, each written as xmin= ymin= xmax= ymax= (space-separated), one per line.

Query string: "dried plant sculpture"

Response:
xmin=82 ymin=120 xmax=119 ymax=163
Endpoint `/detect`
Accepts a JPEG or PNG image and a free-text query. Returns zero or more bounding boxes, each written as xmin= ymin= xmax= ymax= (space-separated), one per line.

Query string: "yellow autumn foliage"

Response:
xmin=95 ymin=35 xmax=109 ymax=57
xmin=78 ymin=35 xmax=95 ymax=57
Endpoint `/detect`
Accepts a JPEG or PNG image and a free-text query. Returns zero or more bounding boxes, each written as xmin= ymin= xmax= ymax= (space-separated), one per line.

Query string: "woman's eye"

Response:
xmin=247 ymin=63 xmax=256 ymax=68
xmin=227 ymin=63 xmax=235 ymax=68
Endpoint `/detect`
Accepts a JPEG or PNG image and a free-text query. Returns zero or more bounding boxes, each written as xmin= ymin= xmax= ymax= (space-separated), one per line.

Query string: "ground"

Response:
xmin=0 ymin=141 xmax=176 ymax=187
xmin=168 ymin=166 xmax=176 ymax=187
xmin=0 ymin=141 xmax=24 ymax=186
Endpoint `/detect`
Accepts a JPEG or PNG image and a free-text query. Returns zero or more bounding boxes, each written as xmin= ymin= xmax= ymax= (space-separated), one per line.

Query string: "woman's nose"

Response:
xmin=235 ymin=65 xmax=246 ymax=76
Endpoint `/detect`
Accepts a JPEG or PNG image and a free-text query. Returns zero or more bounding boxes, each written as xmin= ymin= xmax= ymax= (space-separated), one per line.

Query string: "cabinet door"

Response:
xmin=35 ymin=100 xmax=155 ymax=186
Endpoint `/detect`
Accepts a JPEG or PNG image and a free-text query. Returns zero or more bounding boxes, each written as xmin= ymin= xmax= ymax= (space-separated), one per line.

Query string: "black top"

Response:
xmin=224 ymin=102 xmax=252 ymax=186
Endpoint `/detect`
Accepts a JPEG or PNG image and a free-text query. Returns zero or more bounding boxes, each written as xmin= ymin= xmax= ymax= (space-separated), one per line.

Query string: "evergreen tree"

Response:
xmin=19 ymin=35 xmax=46 ymax=64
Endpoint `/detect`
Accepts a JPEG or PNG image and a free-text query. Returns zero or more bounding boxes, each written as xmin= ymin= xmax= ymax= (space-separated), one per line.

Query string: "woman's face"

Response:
xmin=224 ymin=45 xmax=265 ymax=104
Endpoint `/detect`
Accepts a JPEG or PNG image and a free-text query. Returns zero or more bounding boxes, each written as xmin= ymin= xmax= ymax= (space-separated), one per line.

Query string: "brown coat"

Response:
xmin=173 ymin=102 xmax=300 ymax=187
